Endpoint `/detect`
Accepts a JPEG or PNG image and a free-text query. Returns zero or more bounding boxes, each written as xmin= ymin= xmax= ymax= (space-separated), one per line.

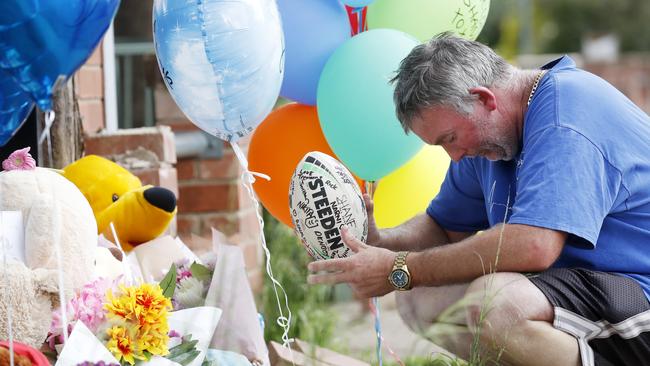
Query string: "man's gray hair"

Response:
xmin=391 ymin=32 xmax=514 ymax=133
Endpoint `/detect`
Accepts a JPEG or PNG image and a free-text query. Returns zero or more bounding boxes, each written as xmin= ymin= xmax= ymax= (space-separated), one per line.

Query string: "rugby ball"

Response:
xmin=289 ymin=151 xmax=368 ymax=260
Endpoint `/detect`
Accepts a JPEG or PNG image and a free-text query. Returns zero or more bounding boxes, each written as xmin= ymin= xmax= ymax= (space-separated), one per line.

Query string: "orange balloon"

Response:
xmin=249 ymin=103 xmax=363 ymax=227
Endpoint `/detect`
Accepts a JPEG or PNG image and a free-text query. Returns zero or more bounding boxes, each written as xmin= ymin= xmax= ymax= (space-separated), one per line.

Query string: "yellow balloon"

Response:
xmin=367 ymin=0 xmax=491 ymax=42
xmin=373 ymin=145 xmax=450 ymax=228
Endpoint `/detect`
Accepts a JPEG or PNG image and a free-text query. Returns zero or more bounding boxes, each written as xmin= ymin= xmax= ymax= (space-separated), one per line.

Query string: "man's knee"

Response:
xmin=463 ymin=273 xmax=552 ymax=338
xmin=396 ymin=284 xmax=469 ymax=335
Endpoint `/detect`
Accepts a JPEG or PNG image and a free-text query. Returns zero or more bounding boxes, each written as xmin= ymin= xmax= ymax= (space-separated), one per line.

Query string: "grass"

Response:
xmin=260 ymin=209 xmax=338 ymax=348
xmin=423 ymin=195 xmax=512 ymax=366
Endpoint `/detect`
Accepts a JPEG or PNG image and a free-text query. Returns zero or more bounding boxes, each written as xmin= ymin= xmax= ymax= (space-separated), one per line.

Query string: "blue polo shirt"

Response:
xmin=427 ymin=56 xmax=650 ymax=299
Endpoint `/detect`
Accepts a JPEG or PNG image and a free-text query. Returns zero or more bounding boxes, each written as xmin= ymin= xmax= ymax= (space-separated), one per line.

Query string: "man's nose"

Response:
xmin=444 ymin=146 xmax=465 ymax=162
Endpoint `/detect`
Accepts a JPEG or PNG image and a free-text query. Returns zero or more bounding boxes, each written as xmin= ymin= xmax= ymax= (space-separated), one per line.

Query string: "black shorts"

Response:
xmin=529 ymin=268 xmax=650 ymax=366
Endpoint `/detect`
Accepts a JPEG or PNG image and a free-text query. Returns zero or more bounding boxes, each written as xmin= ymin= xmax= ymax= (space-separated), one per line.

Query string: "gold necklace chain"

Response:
xmin=527 ymin=70 xmax=546 ymax=106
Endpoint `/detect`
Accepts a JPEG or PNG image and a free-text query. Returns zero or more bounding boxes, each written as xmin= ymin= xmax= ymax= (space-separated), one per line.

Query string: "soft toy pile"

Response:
xmin=0 ymin=149 xmax=97 ymax=347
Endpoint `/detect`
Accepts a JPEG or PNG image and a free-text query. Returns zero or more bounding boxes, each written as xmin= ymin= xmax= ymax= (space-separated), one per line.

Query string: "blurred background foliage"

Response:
xmin=477 ymin=0 xmax=650 ymax=57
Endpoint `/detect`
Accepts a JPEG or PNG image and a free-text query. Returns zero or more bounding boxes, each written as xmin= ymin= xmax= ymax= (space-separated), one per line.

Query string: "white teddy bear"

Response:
xmin=0 ymin=148 xmax=97 ymax=347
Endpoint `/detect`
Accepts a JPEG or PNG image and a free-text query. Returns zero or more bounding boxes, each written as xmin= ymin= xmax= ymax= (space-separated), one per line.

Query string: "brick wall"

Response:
xmin=75 ymin=44 xmax=105 ymax=134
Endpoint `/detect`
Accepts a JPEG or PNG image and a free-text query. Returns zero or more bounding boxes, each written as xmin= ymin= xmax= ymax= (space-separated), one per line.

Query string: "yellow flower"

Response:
xmin=138 ymin=330 xmax=170 ymax=356
xmin=106 ymin=325 xmax=145 ymax=365
xmin=133 ymin=283 xmax=172 ymax=320
xmin=105 ymin=286 xmax=136 ymax=322
xmin=104 ymin=283 xmax=172 ymax=358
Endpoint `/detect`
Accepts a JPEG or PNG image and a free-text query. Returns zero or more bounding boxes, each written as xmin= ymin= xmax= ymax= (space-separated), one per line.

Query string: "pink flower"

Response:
xmin=175 ymin=259 xmax=193 ymax=283
xmin=47 ymin=278 xmax=116 ymax=349
xmin=2 ymin=147 xmax=36 ymax=171
xmin=168 ymin=329 xmax=181 ymax=338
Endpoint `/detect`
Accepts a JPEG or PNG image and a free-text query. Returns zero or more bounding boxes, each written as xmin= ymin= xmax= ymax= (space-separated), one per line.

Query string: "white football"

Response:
xmin=289 ymin=151 xmax=368 ymax=260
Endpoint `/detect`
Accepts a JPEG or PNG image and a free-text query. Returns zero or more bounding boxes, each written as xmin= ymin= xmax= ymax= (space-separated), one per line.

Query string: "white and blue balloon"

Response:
xmin=153 ymin=0 xmax=285 ymax=142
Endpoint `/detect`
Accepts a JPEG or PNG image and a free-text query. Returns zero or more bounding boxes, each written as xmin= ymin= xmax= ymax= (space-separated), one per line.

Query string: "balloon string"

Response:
xmin=38 ymin=110 xmax=55 ymax=165
xmin=53 ymin=199 xmax=68 ymax=344
xmin=369 ymin=298 xmax=405 ymax=366
xmin=365 ymin=182 xmax=393 ymax=366
xmin=109 ymin=222 xmax=139 ymax=284
xmin=373 ymin=297 xmax=383 ymax=366
xmin=231 ymin=141 xmax=296 ymax=363
xmin=1 ymin=211 xmax=15 ymax=366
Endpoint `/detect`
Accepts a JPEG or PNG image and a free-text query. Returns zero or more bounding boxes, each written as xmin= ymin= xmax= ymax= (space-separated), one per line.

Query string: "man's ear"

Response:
xmin=469 ymin=86 xmax=497 ymax=111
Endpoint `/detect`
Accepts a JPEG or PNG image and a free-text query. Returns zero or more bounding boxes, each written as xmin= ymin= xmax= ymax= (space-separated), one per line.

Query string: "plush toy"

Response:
xmin=0 ymin=148 xmax=97 ymax=347
xmin=62 ymin=155 xmax=177 ymax=251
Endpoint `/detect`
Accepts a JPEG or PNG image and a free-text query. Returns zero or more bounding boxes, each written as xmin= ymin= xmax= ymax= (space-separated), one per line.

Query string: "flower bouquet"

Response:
xmin=47 ymin=274 xmax=221 ymax=366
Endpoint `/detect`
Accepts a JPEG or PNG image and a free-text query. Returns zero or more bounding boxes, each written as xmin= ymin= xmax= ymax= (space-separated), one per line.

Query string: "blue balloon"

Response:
xmin=0 ymin=0 xmax=120 ymax=111
xmin=153 ymin=0 xmax=284 ymax=142
xmin=0 ymin=71 xmax=34 ymax=147
xmin=277 ymin=0 xmax=350 ymax=105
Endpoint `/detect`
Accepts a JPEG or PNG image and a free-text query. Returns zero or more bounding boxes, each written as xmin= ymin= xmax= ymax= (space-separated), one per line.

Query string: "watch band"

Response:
xmin=395 ymin=251 xmax=409 ymax=267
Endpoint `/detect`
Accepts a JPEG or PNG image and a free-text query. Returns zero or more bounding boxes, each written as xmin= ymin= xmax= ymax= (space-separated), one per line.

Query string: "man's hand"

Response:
xmin=363 ymin=193 xmax=380 ymax=245
xmin=307 ymin=226 xmax=396 ymax=298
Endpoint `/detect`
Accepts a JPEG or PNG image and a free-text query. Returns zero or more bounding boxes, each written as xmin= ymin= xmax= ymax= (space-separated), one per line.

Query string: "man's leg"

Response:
xmin=464 ymin=272 xmax=580 ymax=366
xmin=395 ymin=284 xmax=474 ymax=360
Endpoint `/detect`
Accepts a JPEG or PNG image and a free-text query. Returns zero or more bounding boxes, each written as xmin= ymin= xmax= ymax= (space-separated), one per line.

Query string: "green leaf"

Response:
xmin=166 ymin=334 xmax=201 ymax=366
xmin=167 ymin=339 xmax=199 ymax=357
xmin=190 ymin=262 xmax=213 ymax=282
xmin=159 ymin=263 xmax=177 ymax=299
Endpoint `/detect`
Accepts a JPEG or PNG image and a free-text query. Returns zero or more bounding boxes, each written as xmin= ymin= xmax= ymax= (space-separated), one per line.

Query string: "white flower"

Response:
xmin=175 ymin=277 xmax=206 ymax=308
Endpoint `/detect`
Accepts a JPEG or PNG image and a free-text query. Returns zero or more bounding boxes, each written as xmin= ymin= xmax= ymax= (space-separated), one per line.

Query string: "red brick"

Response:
xmin=154 ymin=84 xmax=187 ymax=120
xmin=78 ymin=99 xmax=105 ymax=134
xmin=74 ymin=66 xmax=104 ymax=99
xmin=84 ymin=126 xmax=177 ymax=164
xmin=247 ymin=269 xmax=263 ymax=294
xmin=202 ymin=213 xmax=240 ymax=237
xmin=178 ymin=183 xmax=238 ymax=213
xmin=157 ymin=119 xmax=196 ymax=131
xmin=133 ymin=167 xmax=179 ymax=198
xmin=239 ymin=208 xmax=262 ymax=241
xmin=242 ymin=242 xmax=260 ymax=270
xmin=237 ymin=181 xmax=255 ymax=210
xmin=197 ymin=152 xmax=240 ymax=180
xmin=177 ymin=214 xmax=200 ymax=236
xmin=86 ymin=43 xmax=103 ymax=66
xmin=176 ymin=159 xmax=196 ymax=181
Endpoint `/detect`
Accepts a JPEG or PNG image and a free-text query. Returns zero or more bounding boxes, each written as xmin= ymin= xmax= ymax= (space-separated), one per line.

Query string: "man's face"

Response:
xmin=410 ymin=105 xmax=519 ymax=162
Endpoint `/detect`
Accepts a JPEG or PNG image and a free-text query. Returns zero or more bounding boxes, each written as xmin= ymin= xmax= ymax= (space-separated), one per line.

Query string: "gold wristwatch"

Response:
xmin=388 ymin=251 xmax=412 ymax=291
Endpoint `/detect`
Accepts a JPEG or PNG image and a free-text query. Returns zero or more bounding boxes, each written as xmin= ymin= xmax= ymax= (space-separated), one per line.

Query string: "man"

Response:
xmin=307 ymin=33 xmax=650 ymax=366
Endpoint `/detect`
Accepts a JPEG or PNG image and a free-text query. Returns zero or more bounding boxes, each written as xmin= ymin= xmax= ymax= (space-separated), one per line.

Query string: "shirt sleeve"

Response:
xmin=508 ymin=126 xmax=623 ymax=248
xmin=427 ymin=159 xmax=490 ymax=232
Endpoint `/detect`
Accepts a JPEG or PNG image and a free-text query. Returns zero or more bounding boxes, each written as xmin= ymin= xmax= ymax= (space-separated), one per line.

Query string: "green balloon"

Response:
xmin=367 ymin=0 xmax=491 ymax=42
xmin=317 ymin=29 xmax=422 ymax=181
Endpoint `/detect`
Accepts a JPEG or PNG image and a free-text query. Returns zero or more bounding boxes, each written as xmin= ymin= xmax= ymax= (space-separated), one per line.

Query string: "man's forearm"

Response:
xmin=376 ymin=213 xmax=451 ymax=251
xmin=407 ymin=224 xmax=566 ymax=287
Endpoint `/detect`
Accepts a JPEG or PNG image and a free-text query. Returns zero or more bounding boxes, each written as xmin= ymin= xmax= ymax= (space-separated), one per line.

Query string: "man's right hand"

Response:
xmin=363 ymin=193 xmax=381 ymax=246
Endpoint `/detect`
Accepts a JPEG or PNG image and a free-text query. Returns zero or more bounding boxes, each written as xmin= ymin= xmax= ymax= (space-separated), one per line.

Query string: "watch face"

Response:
xmin=390 ymin=269 xmax=409 ymax=288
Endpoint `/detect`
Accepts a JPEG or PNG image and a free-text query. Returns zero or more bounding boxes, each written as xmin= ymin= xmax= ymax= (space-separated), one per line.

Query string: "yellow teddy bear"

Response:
xmin=62 ymin=155 xmax=177 ymax=251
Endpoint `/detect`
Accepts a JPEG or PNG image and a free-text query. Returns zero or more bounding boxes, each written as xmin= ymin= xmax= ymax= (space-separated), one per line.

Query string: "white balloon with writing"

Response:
xmin=289 ymin=151 xmax=368 ymax=260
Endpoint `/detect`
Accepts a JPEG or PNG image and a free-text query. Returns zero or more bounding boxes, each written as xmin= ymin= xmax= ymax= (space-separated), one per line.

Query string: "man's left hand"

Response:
xmin=307 ymin=227 xmax=397 ymax=298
